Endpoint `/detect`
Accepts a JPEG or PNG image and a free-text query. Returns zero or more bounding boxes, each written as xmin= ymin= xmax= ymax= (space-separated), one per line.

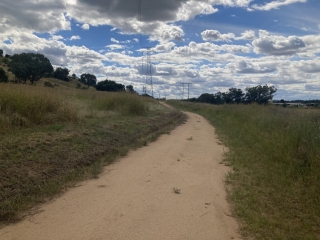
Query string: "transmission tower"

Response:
xmin=142 ymin=48 xmax=154 ymax=98
xmin=181 ymin=83 xmax=192 ymax=100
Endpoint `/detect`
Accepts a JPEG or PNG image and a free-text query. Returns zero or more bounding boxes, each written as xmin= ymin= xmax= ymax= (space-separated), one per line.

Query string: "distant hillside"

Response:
xmin=0 ymin=56 xmax=91 ymax=90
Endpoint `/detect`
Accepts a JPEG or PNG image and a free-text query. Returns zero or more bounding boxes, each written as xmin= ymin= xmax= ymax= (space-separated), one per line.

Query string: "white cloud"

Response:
xmin=106 ymin=44 xmax=124 ymax=51
xmin=81 ymin=23 xmax=90 ymax=30
xmin=150 ymin=24 xmax=184 ymax=42
xmin=70 ymin=35 xmax=80 ymax=40
xmin=294 ymin=59 xmax=320 ymax=73
xmin=252 ymin=30 xmax=306 ymax=56
xmin=234 ymin=60 xmax=277 ymax=74
xmin=111 ymin=38 xmax=119 ymax=43
xmin=250 ymin=0 xmax=307 ymax=11
xmin=201 ymin=30 xmax=235 ymax=42
xmin=51 ymin=35 xmax=64 ymax=41
xmin=235 ymin=30 xmax=255 ymax=40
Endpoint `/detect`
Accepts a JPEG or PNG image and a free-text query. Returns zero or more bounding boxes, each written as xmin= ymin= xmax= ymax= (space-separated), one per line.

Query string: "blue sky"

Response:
xmin=0 ymin=0 xmax=319 ymax=100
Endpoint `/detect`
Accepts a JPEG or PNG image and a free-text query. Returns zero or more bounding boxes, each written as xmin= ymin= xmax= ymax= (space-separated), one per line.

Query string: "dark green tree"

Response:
xmin=226 ymin=88 xmax=244 ymax=104
xmin=80 ymin=73 xmax=97 ymax=87
xmin=0 ymin=67 xmax=8 ymax=82
xmin=54 ymin=67 xmax=69 ymax=81
xmin=126 ymin=85 xmax=135 ymax=93
xmin=9 ymin=53 xmax=53 ymax=84
xmin=96 ymin=79 xmax=125 ymax=92
xmin=244 ymin=85 xmax=277 ymax=104
xmin=0 ymin=49 xmax=3 ymax=57
xmin=198 ymin=93 xmax=215 ymax=104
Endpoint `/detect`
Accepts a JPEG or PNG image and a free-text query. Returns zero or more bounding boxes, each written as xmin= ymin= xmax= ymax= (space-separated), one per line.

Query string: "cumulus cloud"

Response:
xmin=154 ymin=42 xmax=176 ymax=52
xmin=250 ymin=0 xmax=307 ymax=11
xmin=111 ymin=38 xmax=119 ymax=43
xmin=201 ymin=30 xmax=235 ymax=42
xmin=51 ymin=35 xmax=64 ymax=41
xmin=81 ymin=23 xmax=90 ymax=30
xmin=150 ymin=24 xmax=184 ymax=42
xmin=106 ymin=44 xmax=124 ymax=51
xmin=235 ymin=60 xmax=277 ymax=74
xmin=252 ymin=30 xmax=306 ymax=56
xmin=70 ymin=35 xmax=81 ymax=40
xmin=235 ymin=30 xmax=255 ymax=40
xmin=294 ymin=60 xmax=320 ymax=73
xmin=0 ymin=0 xmax=71 ymax=33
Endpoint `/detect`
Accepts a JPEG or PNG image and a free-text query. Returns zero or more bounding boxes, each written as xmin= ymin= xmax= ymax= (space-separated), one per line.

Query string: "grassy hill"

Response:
xmin=0 ymin=60 xmax=186 ymax=224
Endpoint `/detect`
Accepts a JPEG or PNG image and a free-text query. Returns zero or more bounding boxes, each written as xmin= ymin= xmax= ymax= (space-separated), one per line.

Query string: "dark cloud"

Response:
xmin=0 ymin=0 xmax=70 ymax=33
xmin=236 ymin=60 xmax=277 ymax=74
xmin=77 ymin=0 xmax=187 ymax=22
xmin=253 ymin=35 xmax=306 ymax=56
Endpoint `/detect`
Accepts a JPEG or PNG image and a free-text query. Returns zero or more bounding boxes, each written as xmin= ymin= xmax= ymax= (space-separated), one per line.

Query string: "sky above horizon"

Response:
xmin=0 ymin=0 xmax=319 ymax=100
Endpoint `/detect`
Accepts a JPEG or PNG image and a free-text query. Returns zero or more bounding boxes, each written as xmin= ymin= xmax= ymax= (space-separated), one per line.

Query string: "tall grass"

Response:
xmin=168 ymin=101 xmax=320 ymax=239
xmin=0 ymin=84 xmax=78 ymax=132
xmin=91 ymin=92 xmax=148 ymax=116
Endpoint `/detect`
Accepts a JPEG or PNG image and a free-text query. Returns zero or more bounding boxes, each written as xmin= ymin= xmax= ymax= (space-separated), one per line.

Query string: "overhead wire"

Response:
xmin=184 ymin=0 xmax=209 ymax=33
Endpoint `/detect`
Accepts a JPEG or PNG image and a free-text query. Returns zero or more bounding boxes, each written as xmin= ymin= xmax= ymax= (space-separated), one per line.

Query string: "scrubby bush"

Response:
xmin=0 ymin=67 xmax=8 ymax=82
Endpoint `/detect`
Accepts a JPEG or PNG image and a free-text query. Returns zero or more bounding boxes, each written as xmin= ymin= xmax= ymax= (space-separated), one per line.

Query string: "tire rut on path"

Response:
xmin=0 ymin=111 xmax=240 ymax=240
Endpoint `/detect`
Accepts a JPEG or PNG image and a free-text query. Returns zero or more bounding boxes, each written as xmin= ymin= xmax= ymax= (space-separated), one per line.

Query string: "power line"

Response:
xmin=185 ymin=0 xmax=209 ymax=33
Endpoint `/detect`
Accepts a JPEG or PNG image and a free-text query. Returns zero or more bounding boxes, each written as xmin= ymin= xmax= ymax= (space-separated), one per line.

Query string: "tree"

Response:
xmin=245 ymin=85 xmax=277 ymax=104
xmin=54 ymin=67 xmax=69 ymax=81
xmin=96 ymin=79 xmax=125 ymax=92
xmin=0 ymin=49 xmax=3 ymax=57
xmin=0 ymin=67 xmax=8 ymax=82
xmin=80 ymin=73 xmax=97 ymax=87
xmin=226 ymin=88 xmax=244 ymax=104
xmin=71 ymin=73 xmax=77 ymax=79
xmin=126 ymin=85 xmax=135 ymax=93
xmin=9 ymin=53 xmax=53 ymax=84
xmin=198 ymin=93 xmax=215 ymax=104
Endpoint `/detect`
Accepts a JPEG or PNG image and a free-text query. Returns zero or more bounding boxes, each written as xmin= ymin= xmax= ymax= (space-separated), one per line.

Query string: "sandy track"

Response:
xmin=0 ymin=111 xmax=240 ymax=240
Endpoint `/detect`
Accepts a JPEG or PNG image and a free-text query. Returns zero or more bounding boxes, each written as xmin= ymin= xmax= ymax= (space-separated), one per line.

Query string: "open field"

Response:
xmin=0 ymin=83 xmax=186 ymax=224
xmin=168 ymin=100 xmax=320 ymax=240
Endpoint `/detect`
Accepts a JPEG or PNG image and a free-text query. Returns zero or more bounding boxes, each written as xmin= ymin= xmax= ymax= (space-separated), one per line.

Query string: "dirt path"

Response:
xmin=0 ymin=111 xmax=240 ymax=240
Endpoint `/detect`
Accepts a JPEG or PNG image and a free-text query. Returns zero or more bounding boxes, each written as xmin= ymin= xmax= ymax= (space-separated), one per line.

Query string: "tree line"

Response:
xmin=191 ymin=85 xmax=277 ymax=105
xmin=0 ymin=51 xmax=135 ymax=93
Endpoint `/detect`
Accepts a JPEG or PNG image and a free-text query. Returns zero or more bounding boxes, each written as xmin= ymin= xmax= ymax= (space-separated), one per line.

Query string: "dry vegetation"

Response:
xmin=168 ymin=100 xmax=320 ymax=240
xmin=0 ymin=82 xmax=186 ymax=225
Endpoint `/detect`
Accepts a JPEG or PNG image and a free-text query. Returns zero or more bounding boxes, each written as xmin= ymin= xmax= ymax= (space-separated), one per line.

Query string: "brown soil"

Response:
xmin=0 ymin=111 xmax=240 ymax=240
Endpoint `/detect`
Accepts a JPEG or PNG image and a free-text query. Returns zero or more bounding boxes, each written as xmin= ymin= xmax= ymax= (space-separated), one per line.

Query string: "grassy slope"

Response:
xmin=168 ymin=100 xmax=320 ymax=240
xmin=0 ymin=71 xmax=186 ymax=225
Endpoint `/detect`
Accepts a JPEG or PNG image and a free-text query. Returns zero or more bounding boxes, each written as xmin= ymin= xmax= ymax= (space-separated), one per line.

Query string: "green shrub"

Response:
xmin=0 ymin=67 xmax=8 ymax=82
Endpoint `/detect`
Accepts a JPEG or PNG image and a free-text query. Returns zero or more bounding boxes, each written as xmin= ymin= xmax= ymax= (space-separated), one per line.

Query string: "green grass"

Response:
xmin=0 ymin=84 xmax=78 ymax=132
xmin=0 ymin=84 xmax=186 ymax=224
xmin=168 ymin=100 xmax=320 ymax=240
